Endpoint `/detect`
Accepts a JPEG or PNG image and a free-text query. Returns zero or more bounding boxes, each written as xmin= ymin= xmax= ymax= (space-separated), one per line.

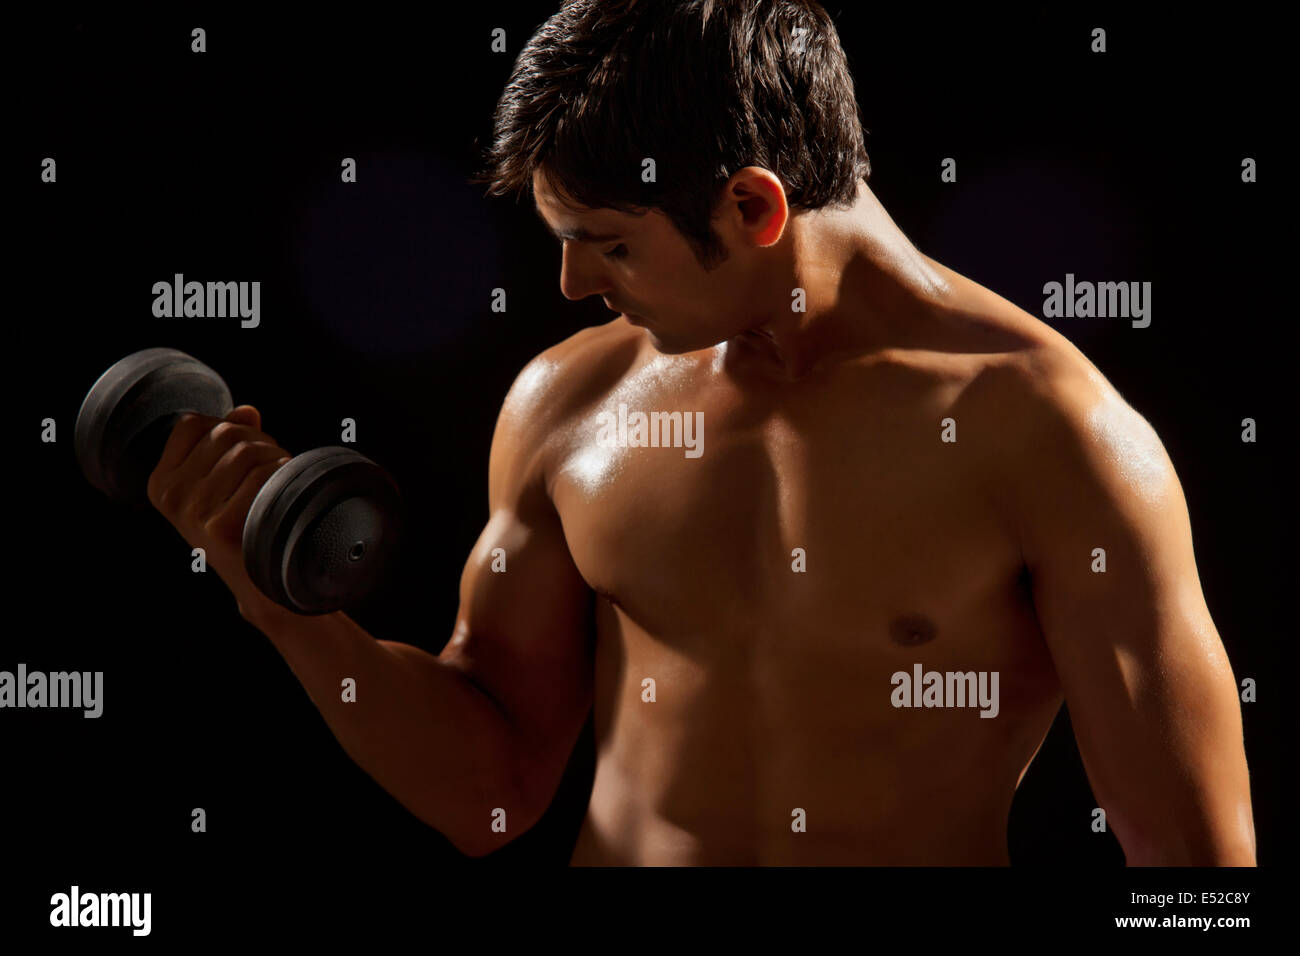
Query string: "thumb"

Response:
xmin=225 ymin=404 xmax=261 ymax=430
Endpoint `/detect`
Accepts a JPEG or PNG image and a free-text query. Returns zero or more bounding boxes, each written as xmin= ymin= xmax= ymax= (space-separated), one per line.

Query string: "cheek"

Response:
xmin=662 ymin=267 xmax=716 ymax=308
xmin=632 ymin=252 xmax=716 ymax=315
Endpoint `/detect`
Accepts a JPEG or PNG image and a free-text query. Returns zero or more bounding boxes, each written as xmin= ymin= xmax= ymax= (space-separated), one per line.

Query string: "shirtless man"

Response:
xmin=146 ymin=0 xmax=1256 ymax=864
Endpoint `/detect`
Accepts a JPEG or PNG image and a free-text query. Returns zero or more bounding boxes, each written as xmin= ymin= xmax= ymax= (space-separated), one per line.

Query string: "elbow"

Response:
xmin=1127 ymin=844 xmax=1256 ymax=867
xmin=1123 ymin=822 xmax=1257 ymax=866
xmin=446 ymin=807 xmax=540 ymax=859
xmin=452 ymin=833 xmax=503 ymax=859
xmin=437 ymin=811 xmax=517 ymax=859
xmin=443 ymin=762 xmax=544 ymax=860
xmin=1114 ymin=795 xmax=1256 ymax=866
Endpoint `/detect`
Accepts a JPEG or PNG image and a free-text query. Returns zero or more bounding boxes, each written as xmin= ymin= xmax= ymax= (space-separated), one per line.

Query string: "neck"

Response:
xmin=724 ymin=180 xmax=953 ymax=381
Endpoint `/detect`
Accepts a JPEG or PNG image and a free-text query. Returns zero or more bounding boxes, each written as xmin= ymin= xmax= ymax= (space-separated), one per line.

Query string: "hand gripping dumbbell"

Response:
xmin=75 ymin=347 xmax=403 ymax=615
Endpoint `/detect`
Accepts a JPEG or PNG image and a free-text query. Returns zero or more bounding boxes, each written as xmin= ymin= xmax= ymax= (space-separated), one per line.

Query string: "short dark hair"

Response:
xmin=474 ymin=0 xmax=872 ymax=268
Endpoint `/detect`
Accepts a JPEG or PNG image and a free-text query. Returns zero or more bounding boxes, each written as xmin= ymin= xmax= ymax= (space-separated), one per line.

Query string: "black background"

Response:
xmin=8 ymin=4 xmax=1282 ymax=940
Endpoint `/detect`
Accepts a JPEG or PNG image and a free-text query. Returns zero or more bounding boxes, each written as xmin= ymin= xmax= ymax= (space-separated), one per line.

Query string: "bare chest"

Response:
xmin=554 ymin=351 xmax=1065 ymax=862
xmin=550 ymin=360 xmax=1028 ymax=659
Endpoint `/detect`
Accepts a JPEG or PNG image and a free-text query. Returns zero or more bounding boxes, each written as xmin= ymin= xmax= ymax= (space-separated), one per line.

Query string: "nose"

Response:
xmin=559 ymin=243 xmax=612 ymax=302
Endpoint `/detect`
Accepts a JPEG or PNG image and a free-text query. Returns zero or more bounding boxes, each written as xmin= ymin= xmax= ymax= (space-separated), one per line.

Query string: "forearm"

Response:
xmin=243 ymin=599 xmax=521 ymax=857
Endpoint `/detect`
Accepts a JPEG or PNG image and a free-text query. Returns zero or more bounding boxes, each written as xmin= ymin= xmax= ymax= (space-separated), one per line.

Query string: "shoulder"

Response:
xmin=973 ymin=329 xmax=1183 ymax=558
xmin=490 ymin=318 xmax=644 ymax=490
xmin=498 ymin=318 xmax=643 ymax=433
xmin=998 ymin=334 xmax=1171 ymax=492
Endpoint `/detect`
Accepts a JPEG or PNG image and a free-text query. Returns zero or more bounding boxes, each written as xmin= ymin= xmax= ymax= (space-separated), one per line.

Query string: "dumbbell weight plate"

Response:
xmin=75 ymin=348 xmax=234 ymax=504
xmin=243 ymin=447 xmax=403 ymax=615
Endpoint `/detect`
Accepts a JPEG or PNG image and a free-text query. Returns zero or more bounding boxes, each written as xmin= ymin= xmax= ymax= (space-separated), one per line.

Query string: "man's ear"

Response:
xmin=718 ymin=167 xmax=789 ymax=248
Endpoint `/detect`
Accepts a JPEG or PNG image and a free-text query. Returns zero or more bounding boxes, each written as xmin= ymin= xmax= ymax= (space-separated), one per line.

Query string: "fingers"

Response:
xmin=175 ymin=420 xmax=288 ymax=517
xmin=190 ymin=440 xmax=287 ymax=522
xmin=201 ymin=457 xmax=288 ymax=541
xmin=160 ymin=419 xmax=274 ymax=498
xmin=212 ymin=456 xmax=293 ymax=537
xmin=150 ymin=412 xmax=225 ymax=491
xmin=147 ymin=407 xmax=288 ymax=522
xmin=226 ymin=404 xmax=261 ymax=430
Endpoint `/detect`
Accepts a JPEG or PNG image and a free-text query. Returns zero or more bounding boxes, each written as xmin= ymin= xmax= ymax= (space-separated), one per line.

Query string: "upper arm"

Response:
xmin=1006 ymin=353 xmax=1255 ymax=864
xmin=439 ymin=350 xmax=595 ymax=826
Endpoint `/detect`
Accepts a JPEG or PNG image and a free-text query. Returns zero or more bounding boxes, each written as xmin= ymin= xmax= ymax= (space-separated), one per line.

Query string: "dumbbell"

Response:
xmin=75 ymin=347 xmax=403 ymax=615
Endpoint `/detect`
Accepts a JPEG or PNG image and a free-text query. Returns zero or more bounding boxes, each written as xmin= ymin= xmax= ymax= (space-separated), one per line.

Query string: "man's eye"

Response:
xmin=604 ymin=244 xmax=629 ymax=260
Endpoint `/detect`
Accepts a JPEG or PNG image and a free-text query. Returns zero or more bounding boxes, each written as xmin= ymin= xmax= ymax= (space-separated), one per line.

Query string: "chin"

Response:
xmin=643 ymin=329 xmax=720 ymax=356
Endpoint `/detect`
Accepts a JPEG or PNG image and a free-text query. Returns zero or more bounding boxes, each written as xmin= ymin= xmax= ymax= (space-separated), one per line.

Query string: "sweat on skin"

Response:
xmin=595 ymin=402 xmax=705 ymax=458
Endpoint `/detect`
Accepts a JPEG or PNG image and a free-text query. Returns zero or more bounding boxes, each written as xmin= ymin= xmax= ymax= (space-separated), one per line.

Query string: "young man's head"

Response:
xmin=477 ymin=0 xmax=871 ymax=354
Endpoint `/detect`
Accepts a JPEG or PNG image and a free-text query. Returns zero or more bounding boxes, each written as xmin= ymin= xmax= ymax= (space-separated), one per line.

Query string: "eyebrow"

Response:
xmin=533 ymin=203 xmax=623 ymax=244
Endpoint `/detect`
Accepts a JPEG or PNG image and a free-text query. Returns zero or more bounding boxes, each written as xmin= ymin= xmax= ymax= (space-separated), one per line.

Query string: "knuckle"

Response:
xmin=242 ymin=461 xmax=280 ymax=490
xmin=155 ymin=484 xmax=183 ymax=513
xmin=179 ymin=500 xmax=207 ymax=527
xmin=245 ymin=458 xmax=282 ymax=481
xmin=200 ymin=510 xmax=231 ymax=537
xmin=227 ymin=441 xmax=263 ymax=468
xmin=175 ymin=413 xmax=211 ymax=437
xmin=209 ymin=421 xmax=241 ymax=443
